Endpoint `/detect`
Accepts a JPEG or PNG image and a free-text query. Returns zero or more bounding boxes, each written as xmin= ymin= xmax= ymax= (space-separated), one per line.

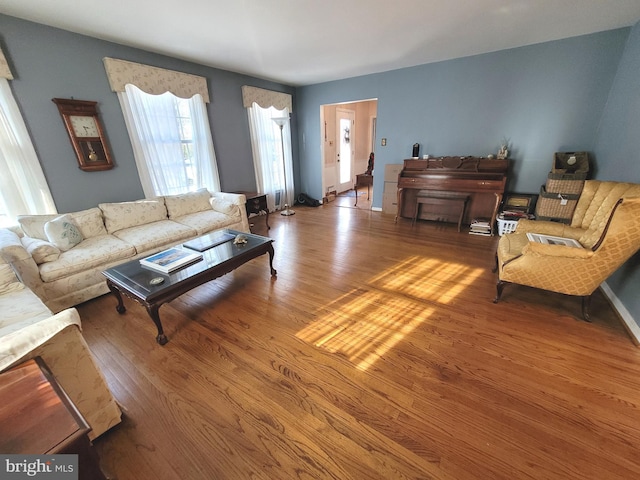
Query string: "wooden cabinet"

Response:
xmin=236 ymin=192 xmax=269 ymax=230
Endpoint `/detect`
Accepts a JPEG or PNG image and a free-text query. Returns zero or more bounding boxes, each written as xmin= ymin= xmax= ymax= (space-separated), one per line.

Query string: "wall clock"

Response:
xmin=52 ymin=98 xmax=114 ymax=171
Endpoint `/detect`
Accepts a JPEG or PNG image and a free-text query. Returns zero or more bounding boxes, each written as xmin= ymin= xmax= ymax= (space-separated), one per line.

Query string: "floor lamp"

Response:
xmin=272 ymin=116 xmax=295 ymax=216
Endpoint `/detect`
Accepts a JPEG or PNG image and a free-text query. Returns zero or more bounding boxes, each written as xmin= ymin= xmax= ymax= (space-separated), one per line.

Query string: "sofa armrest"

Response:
xmin=0 ymin=228 xmax=44 ymax=297
xmin=212 ymin=192 xmax=247 ymax=206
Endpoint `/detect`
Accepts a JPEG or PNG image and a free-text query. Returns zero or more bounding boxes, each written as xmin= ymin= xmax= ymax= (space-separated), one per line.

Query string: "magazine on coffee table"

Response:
xmin=526 ymin=233 xmax=583 ymax=248
xmin=140 ymin=248 xmax=203 ymax=273
xmin=183 ymin=231 xmax=236 ymax=252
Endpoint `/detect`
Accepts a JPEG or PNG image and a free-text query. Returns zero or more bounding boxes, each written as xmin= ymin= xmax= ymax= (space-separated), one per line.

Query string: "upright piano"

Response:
xmin=396 ymin=157 xmax=509 ymax=234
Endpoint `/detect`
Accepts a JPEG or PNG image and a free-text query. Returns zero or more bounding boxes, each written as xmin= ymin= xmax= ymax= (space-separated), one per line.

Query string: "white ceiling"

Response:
xmin=2 ymin=0 xmax=640 ymax=86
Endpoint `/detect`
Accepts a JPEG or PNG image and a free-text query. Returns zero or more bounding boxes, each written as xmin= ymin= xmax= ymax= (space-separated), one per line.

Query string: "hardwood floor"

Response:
xmin=80 ymin=196 xmax=640 ymax=480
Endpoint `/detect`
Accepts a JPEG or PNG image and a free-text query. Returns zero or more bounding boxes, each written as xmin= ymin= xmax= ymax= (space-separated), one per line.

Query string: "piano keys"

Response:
xmin=395 ymin=156 xmax=509 ymax=235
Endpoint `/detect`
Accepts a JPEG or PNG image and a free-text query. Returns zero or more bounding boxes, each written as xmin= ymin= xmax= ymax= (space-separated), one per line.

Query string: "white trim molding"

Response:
xmin=600 ymin=281 xmax=640 ymax=345
xmin=103 ymin=57 xmax=209 ymax=102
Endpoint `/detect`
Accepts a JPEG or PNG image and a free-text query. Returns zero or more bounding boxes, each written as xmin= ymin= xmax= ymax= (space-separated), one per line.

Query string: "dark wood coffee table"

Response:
xmin=103 ymin=230 xmax=276 ymax=345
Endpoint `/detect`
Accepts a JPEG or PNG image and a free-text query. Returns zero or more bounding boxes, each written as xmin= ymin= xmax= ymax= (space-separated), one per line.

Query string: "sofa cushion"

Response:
xmin=44 ymin=215 xmax=84 ymax=252
xmin=164 ymin=189 xmax=212 ymax=219
xmin=17 ymin=208 xmax=106 ymax=241
xmin=172 ymin=210 xmax=240 ymax=235
xmin=18 ymin=214 xmax=59 ymax=241
xmin=22 ymin=237 xmax=61 ymax=264
xmin=99 ymin=199 xmax=168 ymax=234
xmin=112 ymin=220 xmax=195 ymax=253
xmin=69 ymin=207 xmax=108 ymax=239
xmin=39 ymin=235 xmax=136 ymax=283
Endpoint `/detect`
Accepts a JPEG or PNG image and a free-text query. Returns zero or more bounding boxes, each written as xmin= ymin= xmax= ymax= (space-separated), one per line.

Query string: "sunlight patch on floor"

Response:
xmin=296 ymin=256 xmax=483 ymax=370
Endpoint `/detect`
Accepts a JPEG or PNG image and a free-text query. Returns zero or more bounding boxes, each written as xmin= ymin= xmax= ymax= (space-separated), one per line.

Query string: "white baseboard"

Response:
xmin=371 ymin=207 xmax=382 ymax=212
xmin=600 ymin=281 xmax=640 ymax=345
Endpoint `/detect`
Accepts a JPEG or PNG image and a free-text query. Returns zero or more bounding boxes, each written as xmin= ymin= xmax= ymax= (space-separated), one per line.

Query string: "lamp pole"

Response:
xmin=272 ymin=117 xmax=294 ymax=216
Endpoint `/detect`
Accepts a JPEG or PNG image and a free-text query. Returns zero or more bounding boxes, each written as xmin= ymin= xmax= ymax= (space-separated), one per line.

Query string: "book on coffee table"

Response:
xmin=140 ymin=248 xmax=203 ymax=273
xmin=183 ymin=231 xmax=236 ymax=252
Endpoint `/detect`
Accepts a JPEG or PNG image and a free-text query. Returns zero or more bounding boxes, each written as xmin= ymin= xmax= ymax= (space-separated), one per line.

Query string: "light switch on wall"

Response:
xmin=381 ymin=138 xmax=387 ymax=146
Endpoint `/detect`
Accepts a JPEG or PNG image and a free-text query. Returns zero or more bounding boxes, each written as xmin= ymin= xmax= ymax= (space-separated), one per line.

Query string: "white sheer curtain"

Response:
xmin=118 ymin=84 xmax=220 ymax=197
xmin=0 ymin=78 xmax=56 ymax=227
xmin=247 ymin=103 xmax=293 ymax=212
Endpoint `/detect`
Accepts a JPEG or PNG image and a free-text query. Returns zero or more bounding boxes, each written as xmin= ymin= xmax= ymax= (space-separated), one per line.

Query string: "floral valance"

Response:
xmin=103 ymin=57 xmax=209 ymax=102
xmin=0 ymin=47 xmax=14 ymax=80
xmin=241 ymin=86 xmax=292 ymax=112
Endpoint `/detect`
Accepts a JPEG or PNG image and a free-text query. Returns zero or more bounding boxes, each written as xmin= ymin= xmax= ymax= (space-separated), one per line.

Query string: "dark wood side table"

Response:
xmin=0 ymin=357 xmax=107 ymax=480
xmin=354 ymin=174 xmax=373 ymax=206
xmin=235 ymin=191 xmax=269 ymax=230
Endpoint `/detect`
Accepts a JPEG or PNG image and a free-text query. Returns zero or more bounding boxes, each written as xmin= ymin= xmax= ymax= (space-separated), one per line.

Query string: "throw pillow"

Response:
xmin=22 ymin=236 xmax=61 ymax=264
xmin=44 ymin=215 xmax=84 ymax=251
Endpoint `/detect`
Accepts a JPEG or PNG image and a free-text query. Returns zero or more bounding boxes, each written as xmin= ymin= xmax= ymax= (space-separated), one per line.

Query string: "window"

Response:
xmin=0 ymin=78 xmax=56 ymax=227
xmin=118 ymin=84 xmax=220 ymax=197
xmin=247 ymin=103 xmax=294 ymax=212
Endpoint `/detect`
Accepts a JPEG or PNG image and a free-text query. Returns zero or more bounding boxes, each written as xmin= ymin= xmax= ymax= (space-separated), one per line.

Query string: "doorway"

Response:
xmin=320 ymin=99 xmax=378 ymax=204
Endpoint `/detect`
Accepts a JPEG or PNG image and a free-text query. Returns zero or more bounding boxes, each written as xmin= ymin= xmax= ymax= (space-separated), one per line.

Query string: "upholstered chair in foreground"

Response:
xmin=494 ymin=180 xmax=640 ymax=320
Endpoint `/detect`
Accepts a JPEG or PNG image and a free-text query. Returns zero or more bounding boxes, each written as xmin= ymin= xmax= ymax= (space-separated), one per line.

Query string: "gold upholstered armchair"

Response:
xmin=494 ymin=180 xmax=640 ymax=320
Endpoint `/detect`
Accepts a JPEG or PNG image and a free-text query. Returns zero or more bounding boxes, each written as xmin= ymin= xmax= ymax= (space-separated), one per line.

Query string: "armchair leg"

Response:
xmin=581 ymin=295 xmax=592 ymax=322
xmin=493 ymin=280 xmax=509 ymax=304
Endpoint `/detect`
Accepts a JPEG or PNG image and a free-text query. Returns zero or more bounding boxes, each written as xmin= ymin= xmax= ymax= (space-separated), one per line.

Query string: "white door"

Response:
xmin=336 ymin=108 xmax=355 ymax=193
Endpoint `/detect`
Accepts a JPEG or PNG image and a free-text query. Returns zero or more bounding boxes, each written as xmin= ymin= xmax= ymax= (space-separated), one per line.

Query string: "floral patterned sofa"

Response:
xmin=0 ymin=258 xmax=122 ymax=439
xmin=0 ymin=189 xmax=249 ymax=313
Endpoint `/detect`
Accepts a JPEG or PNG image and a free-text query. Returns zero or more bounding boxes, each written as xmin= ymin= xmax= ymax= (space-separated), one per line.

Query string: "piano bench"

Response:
xmin=413 ymin=192 xmax=469 ymax=232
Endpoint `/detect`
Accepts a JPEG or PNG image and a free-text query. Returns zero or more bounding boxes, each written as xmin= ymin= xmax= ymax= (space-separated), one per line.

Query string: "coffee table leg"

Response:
xmin=107 ymin=280 xmax=126 ymax=314
xmin=146 ymin=304 xmax=168 ymax=345
xmin=267 ymin=244 xmax=277 ymax=276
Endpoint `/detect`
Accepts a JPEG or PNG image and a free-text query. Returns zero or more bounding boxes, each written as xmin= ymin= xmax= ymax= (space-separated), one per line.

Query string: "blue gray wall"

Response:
xmin=0 ymin=14 xmax=296 ymax=213
xmin=296 ymin=29 xmax=629 ymax=203
xmin=593 ymin=21 xmax=640 ymax=327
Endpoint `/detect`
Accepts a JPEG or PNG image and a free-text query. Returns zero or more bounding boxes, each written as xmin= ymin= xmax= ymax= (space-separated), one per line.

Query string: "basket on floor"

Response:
xmin=497 ymin=218 xmax=519 ymax=236
xmin=545 ymin=173 xmax=586 ymax=194
xmin=535 ymin=186 xmax=580 ymax=223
